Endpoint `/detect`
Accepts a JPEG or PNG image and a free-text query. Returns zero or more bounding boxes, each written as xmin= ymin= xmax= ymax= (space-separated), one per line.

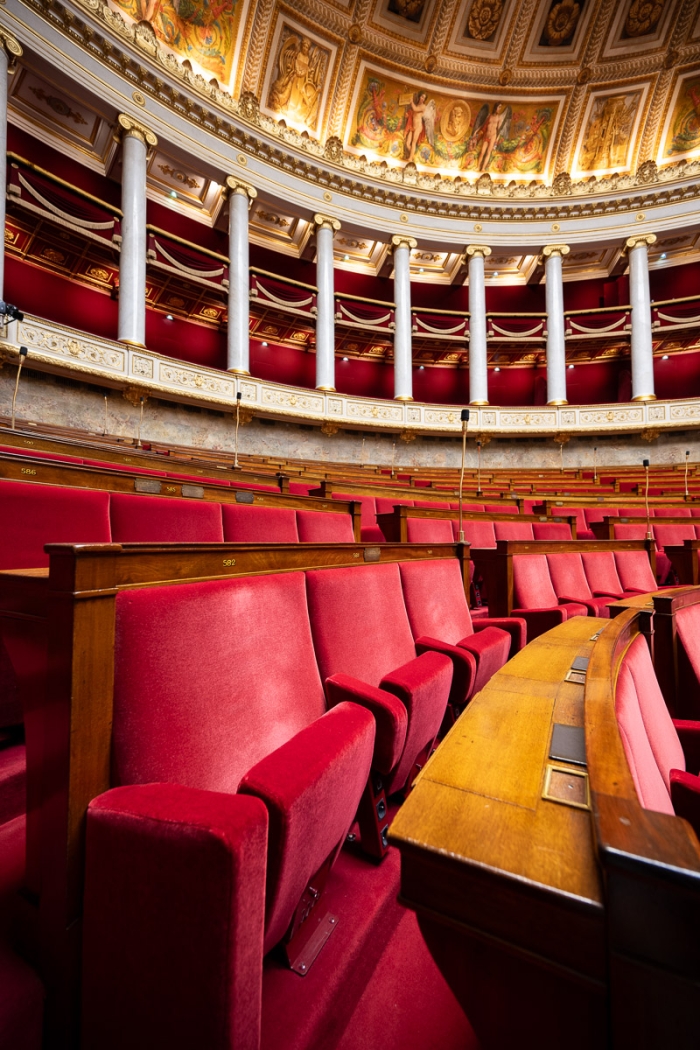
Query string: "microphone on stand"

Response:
xmin=10 ymin=347 xmax=28 ymax=430
xmin=476 ymin=439 xmax=482 ymax=497
xmin=685 ymin=449 xmax=690 ymax=500
xmin=643 ymin=458 xmax=651 ymax=540
xmin=234 ymin=390 xmax=242 ymax=470
xmin=458 ymin=408 xmax=470 ymax=543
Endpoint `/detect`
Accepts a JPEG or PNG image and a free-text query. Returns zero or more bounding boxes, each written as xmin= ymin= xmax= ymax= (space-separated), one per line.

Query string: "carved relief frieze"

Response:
xmin=346 ymin=401 xmax=404 ymax=422
xmin=498 ymin=411 xmax=558 ymax=427
xmin=132 ymin=354 xmax=154 ymax=378
xmin=20 ymin=322 xmax=126 ymax=372
xmin=261 ymin=387 xmax=325 ymax=413
xmin=424 ymin=409 xmax=459 ymax=424
xmin=159 ymin=364 xmax=235 ymax=396
xmin=578 ymin=407 xmax=644 ymax=424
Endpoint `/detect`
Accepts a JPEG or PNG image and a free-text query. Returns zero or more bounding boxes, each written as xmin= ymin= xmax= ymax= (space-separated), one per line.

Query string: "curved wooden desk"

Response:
xmin=390 ymin=609 xmax=700 ymax=1050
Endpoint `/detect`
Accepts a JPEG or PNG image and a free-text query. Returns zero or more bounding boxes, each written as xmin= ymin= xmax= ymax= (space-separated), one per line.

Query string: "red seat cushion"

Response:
xmin=581 ymin=551 xmax=625 ymax=599
xmin=296 ymin=510 xmax=354 ymax=543
xmin=399 ymin=560 xmax=473 ymax=647
xmin=614 ymin=551 xmax=656 ymax=593
xmin=458 ymin=520 xmax=496 ymax=547
xmin=0 ymin=480 xmax=111 ymax=568
xmin=494 ymin=522 xmax=533 ymax=541
xmin=109 ymin=493 xmax=224 ymax=543
xmin=405 ymin=518 xmax=454 ymax=543
xmin=532 ymin=522 xmax=571 ymax=540
xmin=221 ymin=504 xmax=298 ymax=543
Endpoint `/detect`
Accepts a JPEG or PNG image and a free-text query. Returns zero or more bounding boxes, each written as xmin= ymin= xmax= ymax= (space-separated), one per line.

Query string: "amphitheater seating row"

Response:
xmin=0 ymin=479 xmax=358 ymax=570
xmin=3 ymin=543 xmax=518 ymax=1047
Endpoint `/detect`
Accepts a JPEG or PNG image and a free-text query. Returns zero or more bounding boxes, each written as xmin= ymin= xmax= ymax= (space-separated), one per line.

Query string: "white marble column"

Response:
xmin=466 ymin=244 xmax=491 ymax=406
xmin=543 ymin=244 xmax=570 ymax=406
xmin=626 ymin=233 xmax=657 ymax=401
xmin=314 ymin=213 xmax=340 ymax=391
xmin=392 ymin=234 xmax=417 ymax=401
xmin=225 ymin=177 xmax=257 ymax=374
xmin=117 ymin=114 xmax=157 ymax=348
xmin=0 ymin=28 xmax=22 ymax=301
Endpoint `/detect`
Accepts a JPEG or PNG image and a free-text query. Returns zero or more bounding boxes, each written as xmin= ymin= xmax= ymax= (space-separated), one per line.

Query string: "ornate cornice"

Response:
xmin=466 ymin=245 xmax=492 ymax=258
xmin=313 ymin=214 xmax=341 ymax=232
xmin=391 ymin=234 xmax=418 ymax=252
xmin=225 ymin=175 xmax=258 ymax=201
xmin=20 ymin=0 xmax=700 ymax=223
xmin=0 ymin=24 xmax=23 ymax=64
xmin=543 ymin=244 xmax=571 ymax=258
xmin=625 ymin=233 xmax=658 ymax=252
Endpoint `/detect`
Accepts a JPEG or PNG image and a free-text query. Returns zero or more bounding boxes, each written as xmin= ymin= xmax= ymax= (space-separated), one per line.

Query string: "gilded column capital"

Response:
xmin=313 ymin=213 xmax=341 ymax=232
xmin=625 ymin=233 xmax=657 ymax=252
xmin=225 ymin=175 xmax=258 ymax=200
xmin=117 ymin=113 xmax=158 ymax=149
xmin=466 ymin=244 xmax=491 ymax=259
xmin=0 ymin=25 xmax=22 ymax=64
xmin=391 ymin=234 xmax=417 ymax=252
xmin=542 ymin=244 xmax=570 ymax=258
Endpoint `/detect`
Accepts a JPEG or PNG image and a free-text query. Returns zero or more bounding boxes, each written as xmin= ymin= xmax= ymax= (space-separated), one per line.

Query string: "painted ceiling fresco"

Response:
xmin=106 ymin=0 xmax=700 ymax=185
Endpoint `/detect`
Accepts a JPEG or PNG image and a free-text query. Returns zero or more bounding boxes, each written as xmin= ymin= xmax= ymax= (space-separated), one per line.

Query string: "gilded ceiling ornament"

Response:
xmin=552 ymin=171 xmax=572 ymax=195
xmin=636 ymin=159 xmax=658 ymax=184
xmin=389 ymin=0 xmax=427 ymax=22
xmin=237 ymin=91 xmax=260 ymax=124
xmin=348 ymin=24 xmax=361 ymax=44
xmin=324 ymin=136 xmax=344 ymax=163
xmin=577 ymin=67 xmax=592 ymax=85
xmin=267 ymin=29 xmax=329 ymax=132
xmin=498 ymin=69 xmax=512 ymax=86
xmin=467 ymin=0 xmax=504 ymax=41
xmin=545 ymin=1 xmax=581 ymax=46
xmin=625 ymin=0 xmax=664 ymax=37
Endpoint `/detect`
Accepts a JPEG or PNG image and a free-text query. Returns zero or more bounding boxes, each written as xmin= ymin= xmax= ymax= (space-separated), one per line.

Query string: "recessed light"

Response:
xmin=660 ymin=253 xmax=667 ymax=260
xmin=493 ymin=272 xmax=499 ymax=277
xmin=165 ymin=314 xmax=174 ymax=321
xmin=343 ymin=255 xmax=349 ymax=261
xmin=494 ymin=366 xmax=500 ymax=372
xmin=170 ymin=191 xmax=177 ymax=199
xmin=418 ymin=267 xmax=424 ymax=273
xmin=261 ymin=341 xmax=268 ymax=347
xmin=418 ymin=365 xmax=424 ymax=370
xmin=662 ymin=354 xmax=669 ymax=360
xmin=568 ymin=364 xmax=574 ymax=369
xmin=342 ymin=356 xmax=349 ymax=361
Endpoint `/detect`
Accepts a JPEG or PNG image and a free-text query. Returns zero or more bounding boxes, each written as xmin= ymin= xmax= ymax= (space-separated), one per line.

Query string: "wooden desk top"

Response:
xmin=390 ymin=615 xmax=606 ymax=981
xmin=0 ymin=568 xmax=49 ymax=577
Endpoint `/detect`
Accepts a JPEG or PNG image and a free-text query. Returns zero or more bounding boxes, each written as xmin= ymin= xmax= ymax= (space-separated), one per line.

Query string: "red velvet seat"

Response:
xmin=399 ymin=559 xmax=525 ymax=716
xmin=102 ymin=572 xmax=375 ymax=984
xmin=613 ymin=524 xmax=669 ymax=583
xmin=653 ymin=524 xmax=695 ymax=584
xmin=561 ymin=507 xmax=594 ymax=539
xmin=0 ymin=445 xmax=82 ymax=465
xmin=296 ymin=509 xmax=354 ymax=543
xmin=109 ymin=492 xmax=224 ymax=543
xmin=546 ymin=553 xmax=614 ymax=617
xmin=306 ymin=563 xmax=452 ymax=822
xmin=616 ymin=634 xmax=700 ymax=837
xmin=494 ymin=522 xmax=533 ymax=541
xmin=412 ymin=500 xmax=450 ymax=509
xmin=375 ymin=498 xmax=414 ymax=515
xmin=581 ymin=551 xmax=635 ymax=601
xmin=583 ymin=507 xmax=618 ymax=529
xmin=614 ymin=550 xmax=657 ymax=594
xmin=512 ymin=555 xmax=588 ymax=639
xmin=406 ymin=518 xmax=454 ymax=543
xmin=332 ymin=494 xmax=381 ymax=542
xmin=532 ymin=522 xmax=571 ymax=540
xmin=485 ymin=504 xmax=517 ymax=514
xmin=673 ymin=603 xmax=700 ymax=719
xmin=222 ymin=504 xmax=298 ymax=543
xmin=457 ymin=520 xmax=496 ymax=547
xmin=0 ymin=480 xmax=111 ymax=569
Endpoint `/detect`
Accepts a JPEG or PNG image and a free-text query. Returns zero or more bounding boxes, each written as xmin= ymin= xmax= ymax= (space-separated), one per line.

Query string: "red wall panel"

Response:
xmin=8 ymin=124 xmax=122 ymax=208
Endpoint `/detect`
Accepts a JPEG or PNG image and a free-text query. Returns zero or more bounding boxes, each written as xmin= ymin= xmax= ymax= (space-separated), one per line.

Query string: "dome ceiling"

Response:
xmin=105 ymin=0 xmax=700 ymax=187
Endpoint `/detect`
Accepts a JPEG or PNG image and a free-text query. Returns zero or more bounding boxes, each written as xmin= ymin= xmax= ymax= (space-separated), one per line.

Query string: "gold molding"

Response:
xmin=123 ymin=385 xmax=150 ymax=407
xmin=394 ymin=394 xmax=414 ymax=400
xmin=470 ymin=400 xmax=489 ymax=406
xmin=316 ymin=385 xmax=336 ymax=391
xmin=117 ymin=113 xmax=158 ymax=149
xmin=632 ymin=393 xmax=657 ymax=401
xmin=0 ymin=25 xmax=23 ymax=64
xmin=119 ymin=337 xmax=147 ymax=348
xmin=466 ymin=245 xmax=492 ymax=259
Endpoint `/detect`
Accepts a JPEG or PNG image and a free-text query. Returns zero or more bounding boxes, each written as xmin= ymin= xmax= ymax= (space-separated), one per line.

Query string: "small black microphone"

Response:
xmin=643 ymin=458 xmax=649 ymax=468
xmin=461 ymin=408 xmax=470 ymax=422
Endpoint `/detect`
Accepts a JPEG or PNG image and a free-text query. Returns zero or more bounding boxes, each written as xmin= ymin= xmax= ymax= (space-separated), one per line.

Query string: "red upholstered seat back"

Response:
xmin=454 ymin=503 xmax=485 ymax=512
xmin=584 ymin=508 xmax=618 ymax=526
xmin=413 ymin=500 xmax=450 ymax=509
xmin=494 ymin=522 xmax=533 ymax=540
xmin=458 ymin=520 xmax=496 ymax=547
xmin=375 ymin=498 xmax=414 ymax=515
xmin=532 ymin=522 xmax=571 ymax=540
xmin=613 ymin=523 xmax=647 ymax=541
xmin=561 ymin=507 xmax=587 ymax=533
xmin=614 ymin=551 xmax=656 ymax=592
xmin=546 ymin=553 xmax=592 ymax=600
xmin=581 ymin=551 xmax=624 ymax=597
xmin=405 ymin=518 xmax=454 ymax=543
xmin=615 ymin=634 xmax=684 ymax=814
xmin=485 ymin=504 xmax=517 ymax=514
xmin=513 ymin=555 xmax=558 ymax=608
xmin=399 ymin=559 xmax=473 ymax=647
xmin=0 ymin=479 xmax=111 ymax=568
xmin=653 ymin=523 xmax=696 ymax=548
xmin=296 ymin=509 xmax=354 ymax=543
xmin=618 ymin=507 xmax=646 ymax=517
xmin=655 ymin=506 xmax=691 ymax=517
xmin=112 ymin=572 xmax=327 ymax=792
xmin=332 ymin=493 xmax=376 ymax=526
xmin=221 ymin=504 xmax=298 ymax=542
xmin=109 ymin=493 xmax=224 ymax=542
xmin=306 ymin=563 xmax=416 ymax=689
xmin=675 ymin=604 xmax=700 ymax=697
xmin=289 ymin=481 xmax=317 ymax=495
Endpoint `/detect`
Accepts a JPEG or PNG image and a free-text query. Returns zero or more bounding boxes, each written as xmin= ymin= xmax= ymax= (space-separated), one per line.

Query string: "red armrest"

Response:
xmin=670 ymin=769 xmax=700 ymax=840
xmin=380 ymin=652 xmax=453 ymax=794
xmin=240 ymin=703 xmax=375 ymax=954
xmin=325 ymin=674 xmax=407 ymax=777
xmin=672 ymin=720 xmax=700 ymax=775
xmin=512 ymin=607 xmax=567 ymax=641
xmin=415 ymin=635 xmax=477 ymax=710
xmin=82 ymin=783 xmax=268 ymax=1050
xmin=472 ymin=617 xmax=527 ymax=654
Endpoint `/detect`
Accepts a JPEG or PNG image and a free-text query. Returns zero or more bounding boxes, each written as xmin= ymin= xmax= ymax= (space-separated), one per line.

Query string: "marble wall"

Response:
xmin=1 ymin=365 xmax=698 ymax=471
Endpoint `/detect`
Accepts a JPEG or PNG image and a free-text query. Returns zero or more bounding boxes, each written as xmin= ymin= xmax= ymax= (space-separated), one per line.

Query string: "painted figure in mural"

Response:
xmin=404 ymin=91 xmax=436 ymax=161
xmin=580 ymin=95 xmax=634 ymax=171
xmin=469 ymin=103 xmax=512 ymax=170
xmin=666 ymin=78 xmax=700 ymax=158
xmin=269 ymin=35 xmax=323 ymax=128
